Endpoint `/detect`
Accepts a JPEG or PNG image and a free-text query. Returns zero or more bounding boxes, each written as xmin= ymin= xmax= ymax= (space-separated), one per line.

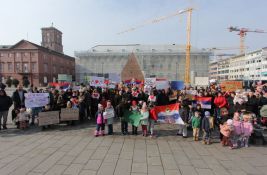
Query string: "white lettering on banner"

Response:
xmin=38 ymin=111 xmax=60 ymax=126
xmin=90 ymin=76 xmax=105 ymax=87
xmin=145 ymin=78 xmax=156 ymax=87
xmin=60 ymin=108 xmax=79 ymax=121
xmin=25 ymin=93 xmax=49 ymax=108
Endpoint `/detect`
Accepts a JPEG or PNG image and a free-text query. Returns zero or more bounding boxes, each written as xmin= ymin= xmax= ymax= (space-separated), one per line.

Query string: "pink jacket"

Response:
xmin=96 ymin=112 xmax=104 ymax=125
xmin=243 ymin=122 xmax=253 ymax=136
xmin=233 ymin=120 xmax=243 ymax=135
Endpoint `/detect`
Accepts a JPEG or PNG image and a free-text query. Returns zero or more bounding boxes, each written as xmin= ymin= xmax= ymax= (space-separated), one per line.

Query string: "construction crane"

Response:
xmin=228 ymin=26 xmax=266 ymax=54
xmin=118 ymin=8 xmax=194 ymax=84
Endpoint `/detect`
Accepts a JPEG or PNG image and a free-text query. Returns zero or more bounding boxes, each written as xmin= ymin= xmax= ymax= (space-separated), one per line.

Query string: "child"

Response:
xmin=66 ymin=101 xmax=72 ymax=108
xmin=232 ymin=112 xmax=243 ymax=148
xmin=130 ymin=100 xmax=140 ymax=135
xmin=242 ymin=113 xmax=253 ymax=147
xmin=104 ymin=100 xmax=115 ymax=135
xmin=16 ymin=108 xmax=30 ymax=129
xmin=148 ymin=104 xmax=157 ymax=138
xmin=202 ymin=111 xmax=212 ymax=144
xmin=220 ymin=119 xmax=233 ymax=147
xmin=94 ymin=104 xmax=105 ymax=137
xmin=140 ymin=102 xmax=149 ymax=137
xmin=192 ymin=111 xmax=201 ymax=141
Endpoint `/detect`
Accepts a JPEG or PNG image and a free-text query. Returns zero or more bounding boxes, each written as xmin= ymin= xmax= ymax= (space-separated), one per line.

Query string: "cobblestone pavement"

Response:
xmin=0 ymin=121 xmax=267 ymax=175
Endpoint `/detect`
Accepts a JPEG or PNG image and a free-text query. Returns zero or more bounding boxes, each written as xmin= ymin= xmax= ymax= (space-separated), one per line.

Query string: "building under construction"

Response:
xmin=75 ymin=44 xmax=210 ymax=84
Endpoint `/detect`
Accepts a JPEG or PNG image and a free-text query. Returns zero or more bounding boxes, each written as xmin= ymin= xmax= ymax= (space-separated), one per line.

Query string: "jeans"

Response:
xmin=132 ymin=125 xmax=138 ymax=135
xmin=202 ymin=130 xmax=211 ymax=142
xmin=121 ymin=121 xmax=128 ymax=134
xmin=108 ymin=124 xmax=113 ymax=134
xmin=96 ymin=123 xmax=105 ymax=131
xmin=0 ymin=111 xmax=8 ymax=128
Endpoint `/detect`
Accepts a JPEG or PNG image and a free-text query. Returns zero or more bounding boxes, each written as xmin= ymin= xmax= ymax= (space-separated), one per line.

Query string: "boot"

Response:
xmin=94 ymin=130 xmax=99 ymax=137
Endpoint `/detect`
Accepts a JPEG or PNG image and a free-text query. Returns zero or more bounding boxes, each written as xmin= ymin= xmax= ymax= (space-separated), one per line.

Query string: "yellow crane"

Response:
xmin=118 ymin=8 xmax=194 ymax=84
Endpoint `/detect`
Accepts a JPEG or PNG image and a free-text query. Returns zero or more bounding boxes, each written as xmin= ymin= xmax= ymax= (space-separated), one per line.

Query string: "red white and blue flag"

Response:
xmin=150 ymin=103 xmax=184 ymax=124
xmin=194 ymin=97 xmax=212 ymax=109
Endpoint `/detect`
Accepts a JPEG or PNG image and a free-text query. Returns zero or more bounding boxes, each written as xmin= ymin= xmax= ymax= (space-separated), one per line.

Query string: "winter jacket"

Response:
xmin=243 ymin=121 xmax=253 ymax=136
xmin=0 ymin=95 xmax=12 ymax=111
xmin=227 ymin=96 xmax=235 ymax=115
xmin=191 ymin=116 xmax=201 ymax=128
xmin=214 ymin=96 xmax=227 ymax=108
xmin=233 ymin=120 xmax=243 ymax=135
xmin=179 ymin=107 xmax=189 ymax=124
xmin=104 ymin=107 xmax=114 ymax=125
xmin=12 ymin=90 xmax=27 ymax=109
xmin=246 ymin=96 xmax=258 ymax=114
xmin=140 ymin=111 xmax=149 ymax=125
xmin=96 ymin=111 xmax=105 ymax=125
xmin=202 ymin=117 xmax=210 ymax=132
xmin=260 ymin=105 xmax=267 ymax=117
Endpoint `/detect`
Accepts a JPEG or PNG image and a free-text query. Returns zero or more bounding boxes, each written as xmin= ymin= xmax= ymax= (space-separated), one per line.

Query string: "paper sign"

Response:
xmin=25 ymin=93 xmax=49 ymax=108
xmin=60 ymin=108 xmax=79 ymax=121
xmin=220 ymin=81 xmax=243 ymax=92
xmin=145 ymin=78 xmax=156 ymax=87
xmin=38 ymin=111 xmax=60 ymax=126
xmin=156 ymin=80 xmax=169 ymax=90
xmin=90 ymin=76 xmax=105 ymax=87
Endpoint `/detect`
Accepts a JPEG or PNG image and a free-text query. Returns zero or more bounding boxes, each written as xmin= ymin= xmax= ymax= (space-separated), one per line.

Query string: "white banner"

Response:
xmin=145 ymin=78 xmax=156 ymax=87
xmin=155 ymin=80 xmax=169 ymax=90
xmin=90 ymin=76 xmax=105 ymax=87
xmin=25 ymin=93 xmax=49 ymax=108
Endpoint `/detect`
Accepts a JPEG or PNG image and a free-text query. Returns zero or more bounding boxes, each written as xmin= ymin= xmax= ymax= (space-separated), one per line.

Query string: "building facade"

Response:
xmin=75 ymin=44 xmax=210 ymax=83
xmin=0 ymin=27 xmax=75 ymax=87
xmin=209 ymin=47 xmax=267 ymax=82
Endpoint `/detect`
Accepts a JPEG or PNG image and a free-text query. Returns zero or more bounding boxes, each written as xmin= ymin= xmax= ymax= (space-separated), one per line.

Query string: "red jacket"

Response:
xmin=214 ymin=96 xmax=227 ymax=108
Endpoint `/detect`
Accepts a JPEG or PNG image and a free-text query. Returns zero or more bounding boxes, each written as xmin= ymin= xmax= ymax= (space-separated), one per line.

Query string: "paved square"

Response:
xmin=0 ymin=122 xmax=266 ymax=175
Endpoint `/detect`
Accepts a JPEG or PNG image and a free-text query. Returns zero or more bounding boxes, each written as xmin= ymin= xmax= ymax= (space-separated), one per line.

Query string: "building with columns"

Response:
xmin=0 ymin=26 xmax=75 ymax=87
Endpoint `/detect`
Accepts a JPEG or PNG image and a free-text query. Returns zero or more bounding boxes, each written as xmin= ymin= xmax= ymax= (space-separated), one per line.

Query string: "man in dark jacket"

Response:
xmin=246 ymin=91 xmax=259 ymax=116
xmin=0 ymin=89 xmax=13 ymax=129
xmin=12 ymin=84 xmax=27 ymax=109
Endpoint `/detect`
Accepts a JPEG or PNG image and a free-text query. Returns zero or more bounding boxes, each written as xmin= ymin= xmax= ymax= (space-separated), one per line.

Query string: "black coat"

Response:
xmin=179 ymin=107 xmax=189 ymax=123
xmin=246 ymin=96 xmax=259 ymax=114
xmin=202 ymin=117 xmax=210 ymax=132
xmin=12 ymin=90 xmax=27 ymax=109
xmin=0 ymin=95 xmax=12 ymax=111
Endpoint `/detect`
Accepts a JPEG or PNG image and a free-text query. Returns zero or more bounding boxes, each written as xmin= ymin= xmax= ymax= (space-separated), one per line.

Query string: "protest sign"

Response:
xmin=90 ymin=76 xmax=105 ymax=87
xmin=170 ymin=81 xmax=184 ymax=90
xmin=60 ymin=108 xmax=79 ymax=121
xmin=145 ymin=78 xmax=156 ymax=87
xmin=123 ymin=110 xmax=142 ymax=127
xmin=151 ymin=103 xmax=184 ymax=124
xmin=25 ymin=93 xmax=49 ymax=108
xmin=220 ymin=81 xmax=243 ymax=92
xmin=155 ymin=80 xmax=169 ymax=90
xmin=38 ymin=111 xmax=60 ymax=126
xmin=109 ymin=73 xmax=121 ymax=83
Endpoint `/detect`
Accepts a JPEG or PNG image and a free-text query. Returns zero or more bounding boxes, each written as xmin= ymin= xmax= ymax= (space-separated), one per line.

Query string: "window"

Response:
xmin=31 ymin=62 xmax=36 ymax=72
xmin=16 ymin=53 xmax=20 ymax=58
xmin=15 ymin=63 xmax=21 ymax=72
xmin=0 ymin=53 xmax=3 ymax=57
xmin=23 ymin=63 xmax=29 ymax=73
xmin=44 ymin=63 xmax=48 ymax=72
xmin=8 ymin=63 xmax=12 ymax=72
xmin=0 ymin=63 xmax=4 ymax=72
xmin=8 ymin=53 xmax=12 ymax=58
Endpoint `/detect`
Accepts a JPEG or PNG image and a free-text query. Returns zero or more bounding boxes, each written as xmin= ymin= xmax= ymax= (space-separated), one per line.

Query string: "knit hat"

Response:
xmin=204 ymin=111 xmax=210 ymax=117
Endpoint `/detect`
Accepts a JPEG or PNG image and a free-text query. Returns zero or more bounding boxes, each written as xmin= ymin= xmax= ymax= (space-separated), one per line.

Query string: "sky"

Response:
xmin=0 ymin=0 xmax=267 ymax=56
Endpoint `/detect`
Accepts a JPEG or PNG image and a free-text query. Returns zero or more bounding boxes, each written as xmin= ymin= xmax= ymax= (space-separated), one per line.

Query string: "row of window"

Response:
xmin=0 ymin=52 xmax=37 ymax=58
xmin=0 ymin=62 xmax=37 ymax=73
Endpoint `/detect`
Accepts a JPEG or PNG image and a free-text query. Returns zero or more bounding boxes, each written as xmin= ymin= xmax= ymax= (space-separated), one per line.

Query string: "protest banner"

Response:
xmin=151 ymin=103 xmax=184 ymax=124
xmin=185 ymin=90 xmax=197 ymax=100
xmin=60 ymin=108 xmax=79 ymax=121
xmin=145 ymin=78 xmax=156 ymax=87
xmin=194 ymin=97 xmax=212 ymax=109
xmin=155 ymin=80 xmax=169 ymax=90
xmin=90 ymin=76 xmax=105 ymax=87
xmin=25 ymin=93 xmax=49 ymax=108
xmin=38 ymin=111 xmax=60 ymax=126
xmin=220 ymin=81 xmax=243 ymax=92
xmin=109 ymin=73 xmax=121 ymax=83
xmin=170 ymin=81 xmax=184 ymax=90
xmin=123 ymin=110 xmax=142 ymax=127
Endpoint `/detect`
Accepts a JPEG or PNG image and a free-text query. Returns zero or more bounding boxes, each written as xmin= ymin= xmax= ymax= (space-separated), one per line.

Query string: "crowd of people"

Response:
xmin=0 ymin=82 xmax=266 ymax=149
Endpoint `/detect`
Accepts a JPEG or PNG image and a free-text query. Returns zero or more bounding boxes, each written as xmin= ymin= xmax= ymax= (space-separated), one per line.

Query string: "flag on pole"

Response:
xmin=194 ymin=97 xmax=212 ymax=109
xmin=123 ymin=110 xmax=142 ymax=127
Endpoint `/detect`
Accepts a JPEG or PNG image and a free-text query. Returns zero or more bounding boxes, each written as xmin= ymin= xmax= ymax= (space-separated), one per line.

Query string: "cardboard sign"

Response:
xmin=38 ymin=111 xmax=60 ymax=126
xmin=220 ymin=81 xmax=243 ymax=92
xmin=25 ymin=93 xmax=49 ymax=108
xmin=60 ymin=108 xmax=79 ymax=121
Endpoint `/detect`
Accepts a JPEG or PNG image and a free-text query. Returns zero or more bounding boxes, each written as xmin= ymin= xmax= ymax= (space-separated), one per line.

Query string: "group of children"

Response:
xmin=220 ymin=112 xmax=253 ymax=149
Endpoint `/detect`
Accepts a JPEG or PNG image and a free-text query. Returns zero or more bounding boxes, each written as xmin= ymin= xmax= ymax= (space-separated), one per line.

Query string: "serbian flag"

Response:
xmin=150 ymin=103 xmax=184 ymax=124
xmin=195 ymin=97 xmax=212 ymax=109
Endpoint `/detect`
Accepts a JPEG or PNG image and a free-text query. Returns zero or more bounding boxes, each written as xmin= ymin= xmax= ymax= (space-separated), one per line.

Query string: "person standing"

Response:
xmin=12 ymin=84 xmax=27 ymax=109
xmin=0 ymin=89 xmax=13 ymax=130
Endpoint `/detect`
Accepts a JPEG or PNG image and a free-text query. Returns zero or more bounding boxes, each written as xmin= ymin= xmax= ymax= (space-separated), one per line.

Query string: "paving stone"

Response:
xmin=161 ymin=154 xmax=178 ymax=170
xmin=147 ymin=156 xmax=162 ymax=166
xmin=148 ymin=165 xmax=164 ymax=175
xmin=114 ymin=159 xmax=132 ymax=175
xmin=57 ymin=155 xmax=76 ymax=165
xmin=133 ymin=150 xmax=146 ymax=163
xmin=195 ymin=168 xmax=215 ymax=175
xmin=131 ymin=163 xmax=147 ymax=173
xmin=103 ymin=154 xmax=119 ymax=163
xmin=84 ymin=159 xmax=102 ymax=171
xmin=97 ymin=162 xmax=116 ymax=175
xmin=0 ymin=156 xmax=30 ymax=175
xmin=79 ymin=170 xmax=97 ymax=175
xmin=44 ymin=164 xmax=67 ymax=175
xmin=91 ymin=149 xmax=108 ymax=160
xmin=73 ymin=149 xmax=94 ymax=164
xmin=63 ymin=163 xmax=83 ymax=175
xmin=164 ymin=169 xmax=182 ymax=175
xmin=119 ymin=151 xmax=134 ymax=160
xmin=178 ymin=165 xmax=198 ymax=175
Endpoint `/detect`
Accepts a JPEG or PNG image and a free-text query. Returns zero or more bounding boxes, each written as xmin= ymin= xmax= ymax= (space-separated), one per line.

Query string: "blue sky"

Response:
xmin=0 ymin=0 xmax=266 ymax=56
